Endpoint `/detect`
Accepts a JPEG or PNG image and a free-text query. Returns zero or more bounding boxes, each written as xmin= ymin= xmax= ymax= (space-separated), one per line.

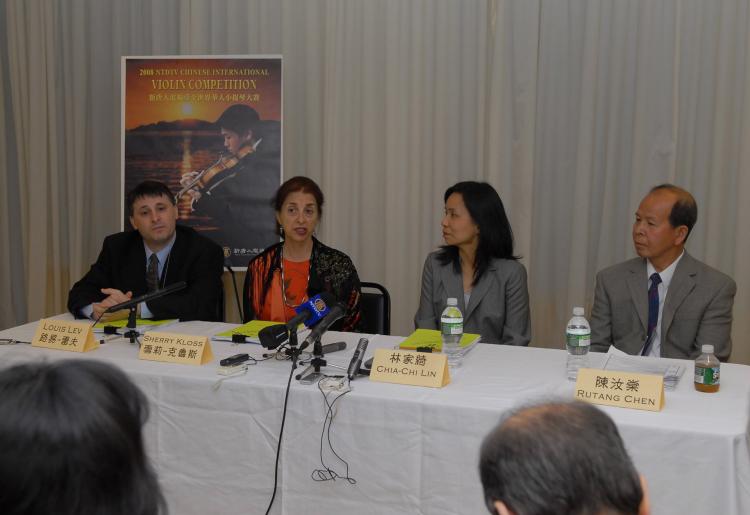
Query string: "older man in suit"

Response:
xmin=591 ymin=184 xmax=736 ymax=361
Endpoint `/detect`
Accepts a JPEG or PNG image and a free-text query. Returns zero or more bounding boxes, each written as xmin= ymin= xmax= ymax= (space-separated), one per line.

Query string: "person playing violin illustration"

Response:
xmin=179 ymin=104 xmax=281 ymax=264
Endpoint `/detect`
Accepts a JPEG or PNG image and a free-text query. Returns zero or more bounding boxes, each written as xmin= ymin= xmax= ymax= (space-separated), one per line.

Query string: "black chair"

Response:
xmin=359 ymin=281 xmax=391 ymax=335
xmin=216 ymin=281 xmax=226 ymax=322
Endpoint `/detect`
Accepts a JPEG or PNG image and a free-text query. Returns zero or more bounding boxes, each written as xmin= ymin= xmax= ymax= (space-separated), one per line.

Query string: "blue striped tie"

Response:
xmin=641 ymin=273 xmax=662 ymax=356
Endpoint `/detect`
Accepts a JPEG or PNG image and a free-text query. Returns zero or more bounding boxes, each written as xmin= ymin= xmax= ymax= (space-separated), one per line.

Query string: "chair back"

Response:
xmin=359 ymin=281 xmax=391 ymax=335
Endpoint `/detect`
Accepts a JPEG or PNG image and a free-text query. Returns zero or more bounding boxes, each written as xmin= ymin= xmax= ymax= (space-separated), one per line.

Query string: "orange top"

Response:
xmin=257 ymin=259 xmax=310 ymax=323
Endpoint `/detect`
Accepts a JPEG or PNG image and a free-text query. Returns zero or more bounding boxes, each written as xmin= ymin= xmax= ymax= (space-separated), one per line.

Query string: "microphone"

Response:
xmin=321 ymin=341 xmax=347 ymax=354
xmin=347 ymin=338 xmax=369 ymax=380
xmin=105 ymin=281 xmax=187 ymax=313
xmin=257 ymin=292 xmax=337 ymax=350
xmin=258 ymin=324 xmax=289 ymax=350
xmin=287 ymin=292 xmax=335 ymax=329
xmin=299 ymin=303 xmax=347 ymax=351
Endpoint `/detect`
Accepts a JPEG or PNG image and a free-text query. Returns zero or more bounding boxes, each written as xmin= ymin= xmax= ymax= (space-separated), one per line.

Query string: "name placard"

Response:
xmin=574 ymin=368 xmax=664 ymax=412
xmin=369 ymin=349 xmax=450 ymax=388
xmin=139 ymin=331 xmax=214 ymax=365
xmin=32 ymin=319 xmax=98 ymax=353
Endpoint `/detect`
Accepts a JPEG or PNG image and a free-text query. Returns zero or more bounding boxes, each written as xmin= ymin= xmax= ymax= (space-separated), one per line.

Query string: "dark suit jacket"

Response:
xmin=414 ymin=251 xmax=531 ymax=345
xmin=590 ymin=252 xmax=736 ymax=361
xmin=67 ymin=225 xmax=224 ymax=321
xmin=192 ymin=120 xmax=280 ymax=256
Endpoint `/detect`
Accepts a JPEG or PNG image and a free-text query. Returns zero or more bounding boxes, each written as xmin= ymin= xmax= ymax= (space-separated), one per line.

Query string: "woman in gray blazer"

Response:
xmin=415 ymin=182 xmax=531 ymax=345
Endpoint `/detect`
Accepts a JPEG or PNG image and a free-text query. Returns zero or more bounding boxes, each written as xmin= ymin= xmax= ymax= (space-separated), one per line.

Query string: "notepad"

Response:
xmin=94 ymin=318 xmax=177 ymax=334
xmin=398 ymin=329 xmax=480 ymax=352
xmin=602 ymin=350 xmax=685 ymax=390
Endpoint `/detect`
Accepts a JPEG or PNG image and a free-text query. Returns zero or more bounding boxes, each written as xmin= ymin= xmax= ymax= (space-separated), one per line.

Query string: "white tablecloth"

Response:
xmin=2 ymin=317 xmax=749 ymax=515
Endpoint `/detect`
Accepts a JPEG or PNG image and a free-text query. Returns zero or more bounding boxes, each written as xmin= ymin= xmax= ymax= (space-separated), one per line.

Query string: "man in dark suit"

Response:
xmin=591 ymin=184 xmax=736 ymax=360
xmin=68 ymin=181 xmax=224 ymax=322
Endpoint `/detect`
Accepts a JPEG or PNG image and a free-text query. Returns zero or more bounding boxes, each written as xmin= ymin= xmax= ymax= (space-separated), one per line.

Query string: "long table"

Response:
xmin=1 ymin=317 xmax=749 ymax=514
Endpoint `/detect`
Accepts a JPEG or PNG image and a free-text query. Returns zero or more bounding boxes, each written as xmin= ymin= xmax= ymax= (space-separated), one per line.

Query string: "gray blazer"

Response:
xmin=414 ymin=251 xmax=531 ymax=345
xmin=590 ymin=252 xmax=736 ymax=361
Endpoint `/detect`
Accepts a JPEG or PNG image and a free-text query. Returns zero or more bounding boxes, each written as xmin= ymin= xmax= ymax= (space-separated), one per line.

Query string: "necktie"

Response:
xmin=641 ymin=272 xmax=662 ymax=356
xmin=146 ymin=254 xmax=159 ymax=292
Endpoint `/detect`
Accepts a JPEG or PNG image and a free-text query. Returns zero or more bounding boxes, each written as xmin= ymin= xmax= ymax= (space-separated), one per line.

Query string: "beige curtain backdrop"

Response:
xmin=1 ymin=0 xmax=748 ymax=364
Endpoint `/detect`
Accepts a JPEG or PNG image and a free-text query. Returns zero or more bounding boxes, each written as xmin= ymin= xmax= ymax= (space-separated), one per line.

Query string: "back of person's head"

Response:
xmin=479 ymin=401 xmax=647 ymax=515
xmin=216 ymin=103 xmax=260 ymax=136
xmin=0 ymin=360 xmax=165 ymax=515
xmin=126 ymin=180 xmax=175 ymax=216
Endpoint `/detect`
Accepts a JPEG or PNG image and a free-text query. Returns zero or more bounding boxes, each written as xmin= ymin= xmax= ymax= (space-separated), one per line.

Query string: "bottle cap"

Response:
xmin=447 ymin=298 xmax=457 ymax=306
xmin=701 ymin=344 xmax=714 ymax=354
xmin=573 ymin=307 xmax=584 ymax=316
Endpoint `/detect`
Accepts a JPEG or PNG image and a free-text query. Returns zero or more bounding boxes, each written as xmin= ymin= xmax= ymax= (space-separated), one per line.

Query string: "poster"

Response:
xmin=122 ymin=55 xmax=282 ymax=268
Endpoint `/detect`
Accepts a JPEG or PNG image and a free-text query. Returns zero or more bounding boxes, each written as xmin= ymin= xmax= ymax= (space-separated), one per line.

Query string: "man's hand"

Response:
xmin=92 ymin=288 xmax=133 ymax=322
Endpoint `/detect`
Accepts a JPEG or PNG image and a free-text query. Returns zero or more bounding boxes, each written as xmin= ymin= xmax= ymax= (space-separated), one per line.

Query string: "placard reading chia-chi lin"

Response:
xmin=122 ymin=55 xmax=283 ymax=268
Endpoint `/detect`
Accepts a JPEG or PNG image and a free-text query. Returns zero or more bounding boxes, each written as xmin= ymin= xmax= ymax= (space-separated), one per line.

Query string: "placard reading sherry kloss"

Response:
xmin=139 ymin=331 xmax=214 ymax=365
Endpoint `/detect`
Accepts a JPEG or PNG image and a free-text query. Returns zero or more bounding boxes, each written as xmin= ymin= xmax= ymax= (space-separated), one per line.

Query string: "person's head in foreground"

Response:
xmin=479 ymin=401 xmax=650 ymax=515
xmin=0 ymin=359 xmax=165 ymax=515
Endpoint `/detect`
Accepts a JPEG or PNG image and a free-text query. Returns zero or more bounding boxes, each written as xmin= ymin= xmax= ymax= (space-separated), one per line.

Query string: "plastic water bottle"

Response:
xmin=694 ymin=344 xmax=720 ymax=393
xmin=441 ymin=298 xmax=463 ymax=368
xmin=566 ymin=306 xmax=591 ymax=381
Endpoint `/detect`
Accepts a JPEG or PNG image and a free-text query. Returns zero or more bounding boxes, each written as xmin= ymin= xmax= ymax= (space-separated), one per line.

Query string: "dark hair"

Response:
xmin=438 ymin=181 xmax=518 ymax=285
xmin=257 ymin=176 xmax=326 ymax=307
xmin=273 ymin=176 xmax=325 ymax=217
xmin=650 ymin=183 xmax=698 ymax=240
xmin=0 ymin=360 xmax=166 ymax=515
xmin=126 ymin=180 xmax=175 ymax=216
xmin=215 ymin=104 xmax=260 ymax=136
xmin=479 ymin=401 xmax=643 ymax=515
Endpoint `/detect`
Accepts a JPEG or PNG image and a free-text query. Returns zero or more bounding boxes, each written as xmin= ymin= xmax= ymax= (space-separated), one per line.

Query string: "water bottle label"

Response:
xmin=566 ymin=333 xmax=591 ymax=347
xmin=694 ymin=366 xmax=719 ymax=385
xmin=441 ymin=318 xmax=463 ymax=335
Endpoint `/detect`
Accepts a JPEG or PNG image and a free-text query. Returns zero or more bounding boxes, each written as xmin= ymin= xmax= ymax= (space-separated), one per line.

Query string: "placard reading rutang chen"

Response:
xmin=574 ymin=368 xmax=664 ymax=412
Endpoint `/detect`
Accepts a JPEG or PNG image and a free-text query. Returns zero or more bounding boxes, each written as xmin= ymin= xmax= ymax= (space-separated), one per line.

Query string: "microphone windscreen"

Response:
xmin=295 ymin=291 xmax=336 ymax=328
xmin=258 ymin=324 xmax=288 ymax=350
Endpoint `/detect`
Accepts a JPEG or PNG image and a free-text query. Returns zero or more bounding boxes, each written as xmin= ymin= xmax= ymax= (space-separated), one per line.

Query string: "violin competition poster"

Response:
xmin=122 ymin=56 xmax=282 ymax=267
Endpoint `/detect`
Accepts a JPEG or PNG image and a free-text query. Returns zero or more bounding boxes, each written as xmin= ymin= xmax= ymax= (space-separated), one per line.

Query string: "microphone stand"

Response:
xmin=269 ymin=326 xmax=305 ymax=372
xmin=104 ymin=282 xmax=187 ymax=345
xmin=288 ymin=329 xmax=301 ymax=369
xmin=296 ymin=337 xmax=346 ymax=381
xmin=123 ymin=306 xmax=139 ymax=344
xmin=296 ymin=338 xmax=326 ymax=381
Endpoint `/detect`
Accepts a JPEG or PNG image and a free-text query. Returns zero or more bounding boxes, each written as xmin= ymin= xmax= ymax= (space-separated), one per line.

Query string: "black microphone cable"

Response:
xmin=263 ymin=346 xmax=298 ymax=515
xmin=311 ymin=377 xmax=356 ymax=484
